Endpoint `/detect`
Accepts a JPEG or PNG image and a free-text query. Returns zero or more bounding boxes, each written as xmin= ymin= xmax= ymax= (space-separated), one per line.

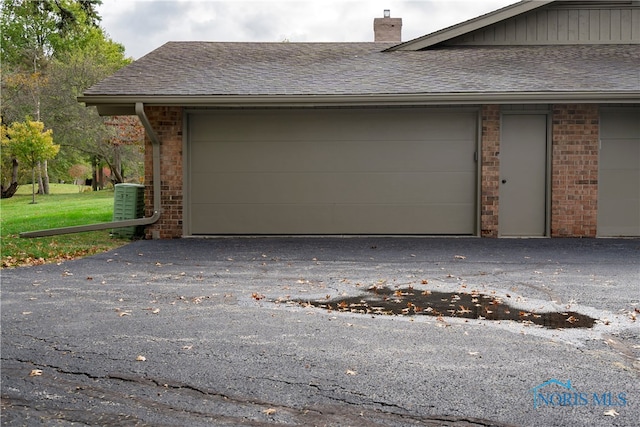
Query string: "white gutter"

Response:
xmin=20 ymin=102 xmax=161 ymax=238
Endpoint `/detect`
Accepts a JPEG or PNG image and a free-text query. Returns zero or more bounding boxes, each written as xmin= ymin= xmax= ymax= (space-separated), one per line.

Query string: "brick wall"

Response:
xmin=143 ymin=106 xmax=183 ymax=239
xmin=550 ymin=104 xmax=599 ymax=237
xmin=480 ymin=105 xmax=501 ymax=237
xmin=373 ymin=17 xmax=402 ymax=42
xmin=479 ymin=104 xmax=599 ymax=238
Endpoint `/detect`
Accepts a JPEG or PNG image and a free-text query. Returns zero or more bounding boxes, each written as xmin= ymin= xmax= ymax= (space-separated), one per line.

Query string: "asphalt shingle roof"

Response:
xmin=84 ymin=42 xmax=640 ymax=97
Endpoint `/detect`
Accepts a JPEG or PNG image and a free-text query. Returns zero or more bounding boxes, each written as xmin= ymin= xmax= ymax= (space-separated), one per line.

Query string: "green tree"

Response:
xmin=2 ymin=119 xmax=59 ymax=203
xmin=41 ymin=39 xmax=131 ymax=187
xmin=1 ymin=0 xmax=109 ymax=194
xmin=1 ymin=0 xmax=103 ymax=68
xmin=1 ymin=121 xmax=21 ymax=198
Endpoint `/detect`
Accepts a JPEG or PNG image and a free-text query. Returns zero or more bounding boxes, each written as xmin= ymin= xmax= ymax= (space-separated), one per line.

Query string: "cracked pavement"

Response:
xmin=1 ymin=237 xmax=639 ymax=426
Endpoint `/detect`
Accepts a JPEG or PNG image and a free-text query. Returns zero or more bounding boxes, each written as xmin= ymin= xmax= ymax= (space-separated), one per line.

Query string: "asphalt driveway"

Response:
xmin=1 ymin=237 xmax=639 ymax=426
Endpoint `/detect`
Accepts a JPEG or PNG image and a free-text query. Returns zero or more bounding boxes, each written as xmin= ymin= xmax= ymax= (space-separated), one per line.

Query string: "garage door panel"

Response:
xmin=598 ymin=110 xmax=640 ymax=237
xmin=192 ymin=203 xmax=473 ymax=235
xmin=600 ymin=139 xmax=639 ymax=169
xmin=191 ymin=171 xmax=475 ymax=205
xmin=598 ymin=200 xmax=640 ymax=237
xmin=191 ymin=140 xmax=474 ymax=174
xmin=600 ymin=113 xmax=640 ymax=139
xmin=188 ymin=109 xmax=477 ymax=235
xmin=599 ymin=170 xmax=640 ymax=199
xmin=190 ymin=110 xmax=477 ymax=143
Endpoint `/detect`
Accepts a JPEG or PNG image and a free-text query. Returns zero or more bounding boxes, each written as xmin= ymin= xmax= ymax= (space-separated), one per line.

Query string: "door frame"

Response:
xmin=498 ymin=109 xmax=552 ymax=237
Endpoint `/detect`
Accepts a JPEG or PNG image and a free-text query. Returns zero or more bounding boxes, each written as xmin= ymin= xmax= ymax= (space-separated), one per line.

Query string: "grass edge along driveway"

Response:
xmin=1 ymin=184 xmax=131 ymax=268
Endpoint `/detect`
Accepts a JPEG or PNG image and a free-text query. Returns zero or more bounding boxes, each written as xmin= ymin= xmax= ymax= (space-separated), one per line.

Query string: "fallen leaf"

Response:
xmin=252 ymin=292 xmax=265 ymax=301
xmin=346 ymin=369 xmax=357 ymax=375
xmin=458 ymin=306 xmax=472 ymax=314
xmin=263 ymin=408 xmax=277 ymax=415
xmin=468 ymin=351 xmax=479 ymax=356
xmin=603 ymin=409 xmax=619 ymax=417
xmin=182 ymin=345 xmax=193 ymax=350
xmin=136 ymin=355 xmax=146 ymax=361
xmin=22 ymin=311 xmax=32 ymax=315
xmin=421 ymin=279 xmax=428 ymax=285
xmin=454 ymin=255 xmax=466 ymax=259
xmin=29 ymin=369 xmax=43 ymax=377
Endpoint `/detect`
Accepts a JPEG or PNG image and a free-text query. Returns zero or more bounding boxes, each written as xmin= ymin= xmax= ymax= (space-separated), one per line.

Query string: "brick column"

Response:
xmin=551 ymin=104 xmax=599 ymax=237
xmin=481 ymin=104 xmax=501 ymax=237
xmin=143 ymin=106 xmax=183 ymax=239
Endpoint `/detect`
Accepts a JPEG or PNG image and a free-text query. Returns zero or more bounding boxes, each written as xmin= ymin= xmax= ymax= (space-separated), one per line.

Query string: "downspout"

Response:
xmin=20 ymin=102 xmax=161 ymax=238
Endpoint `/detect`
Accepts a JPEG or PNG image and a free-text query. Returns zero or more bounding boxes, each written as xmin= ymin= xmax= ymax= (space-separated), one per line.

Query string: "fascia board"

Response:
xmin=79 ymin=92 xmax=640 ymax=114
xmin=386 ymin=0 xmax=555 ymax=51
xmin=80 ymin=93 xmax=640 ymax=110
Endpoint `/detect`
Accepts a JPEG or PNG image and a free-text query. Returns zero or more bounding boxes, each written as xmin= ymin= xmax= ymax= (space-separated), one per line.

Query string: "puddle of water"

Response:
xmin=290 ymin=286 xmax=596 ymax=329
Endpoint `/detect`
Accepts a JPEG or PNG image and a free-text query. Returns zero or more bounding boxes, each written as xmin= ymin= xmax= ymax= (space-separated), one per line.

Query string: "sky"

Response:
xmin=97 ymin=0 xmax=517 ymax=59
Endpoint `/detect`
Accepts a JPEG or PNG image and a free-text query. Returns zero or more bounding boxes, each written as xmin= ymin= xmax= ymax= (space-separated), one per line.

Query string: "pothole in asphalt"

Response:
xmin=290 ymin=286 xmax=596 ymax=329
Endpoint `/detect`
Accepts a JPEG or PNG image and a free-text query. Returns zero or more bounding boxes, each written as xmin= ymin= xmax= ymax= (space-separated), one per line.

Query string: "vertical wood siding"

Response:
xmin=448 ymin=6 xmax=640 ymax=45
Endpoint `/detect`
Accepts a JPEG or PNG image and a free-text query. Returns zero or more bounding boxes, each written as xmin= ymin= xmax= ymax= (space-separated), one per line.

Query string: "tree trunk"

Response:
xmin=31 ymin=167 xmax=37 ymax=204
xmin=1 ymin=158 xmax=20 ymax=199
xmin=97 ymin=166 xmax=104 ymax=190
xmin=112 ymin=147 xmax=125 ymax=184
xmin=1 ymin=182 xmax=18 ymax=198
xmin=12 ymin=157 xmax=18 ymax=182
xmin=37 ymin=161 xmax=44 ymax=195
xmin=42 ymin=159 xmax=50 ymax=194
xmin=92 ymin=158 xmax=98 ymax=191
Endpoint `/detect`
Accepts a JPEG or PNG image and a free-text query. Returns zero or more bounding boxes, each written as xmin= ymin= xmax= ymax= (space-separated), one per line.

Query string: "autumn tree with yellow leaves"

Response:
xmin=2 ymin=119 xmax=59 ymax=203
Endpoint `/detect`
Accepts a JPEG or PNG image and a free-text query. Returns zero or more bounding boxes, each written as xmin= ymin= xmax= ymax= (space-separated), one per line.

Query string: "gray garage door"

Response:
xmin=187 ymin=108 xmax=477 ymax=235
xmin=598 ymin=110 xmax=640 ymax=237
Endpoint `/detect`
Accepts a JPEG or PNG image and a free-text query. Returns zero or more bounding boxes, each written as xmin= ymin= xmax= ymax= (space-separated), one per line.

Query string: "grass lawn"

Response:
xmin=1 ymin=184 xmax=133 ymax=268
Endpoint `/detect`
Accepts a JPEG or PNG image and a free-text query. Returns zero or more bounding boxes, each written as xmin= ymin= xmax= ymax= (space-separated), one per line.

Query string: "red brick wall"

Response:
xmin=550 ymin=104 xmax=599 ymax=237
xmin=143 ymin=106 xmax=183 ymax=239
xmin=480 ymin=105 xmax=501 ymax=237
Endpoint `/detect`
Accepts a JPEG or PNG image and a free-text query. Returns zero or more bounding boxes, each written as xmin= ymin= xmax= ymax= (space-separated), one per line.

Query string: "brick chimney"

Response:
xmin=374 ymin=9 xmax=402 ymax=42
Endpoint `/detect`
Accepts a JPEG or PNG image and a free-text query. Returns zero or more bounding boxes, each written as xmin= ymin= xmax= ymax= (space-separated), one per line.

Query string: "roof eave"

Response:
xmin=79 ymin=92 xmax=640 ymax=115
xmin=385 ymin=0 xmax=555 ymax=51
